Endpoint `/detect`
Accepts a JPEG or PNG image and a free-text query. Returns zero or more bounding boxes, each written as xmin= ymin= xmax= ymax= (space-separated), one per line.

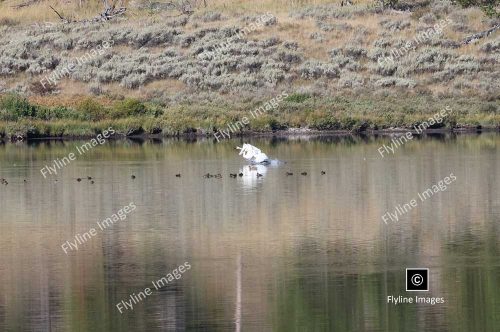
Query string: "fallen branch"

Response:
xmin=98 ymin=3 xmax=127 ymax=21
xmin=49 ymin=5 xmax=71 ymax=23
xmin=49 ymin=0 xmax=127 ymax=24
xmin=462 ymin=24 xmax=500 ymax=45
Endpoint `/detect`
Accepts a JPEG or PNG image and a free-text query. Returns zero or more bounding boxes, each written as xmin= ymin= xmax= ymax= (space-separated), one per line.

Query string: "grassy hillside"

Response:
xmin=0 ymin=0 xmax=498 ymax=139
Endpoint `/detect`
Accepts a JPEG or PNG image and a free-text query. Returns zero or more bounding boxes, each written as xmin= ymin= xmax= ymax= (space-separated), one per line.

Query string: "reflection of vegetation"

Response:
xmin=272 ymin=224 xmax=500 ymax=332
xmin=270 ymin=240 xmax=423 ymax=331
xmin=182 ymin=264 xmax=234 ymax=331
xmin=0 ymin=132 xmax=498 ymax=182
xmin=443 ymin=225 xmax=500 ymax=331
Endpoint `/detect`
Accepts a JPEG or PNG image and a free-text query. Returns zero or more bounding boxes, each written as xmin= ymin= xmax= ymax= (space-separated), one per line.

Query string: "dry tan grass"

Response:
xmin=197 ymin=0 xmax=338 ymax=14
xmin=0 ymin=0 xmax=104 ymax=23
xmin=144 ymin=79 xmax=186 ymax=94
xmin=65 ymin=79 xmax=187 ymax=100
xmin=25 ymin=0 xmax=308 ymax=24
xmin=254 ymin=14 xmax=336 ymax=60
xmin=0 ymin=0 xmax=376 ymax=23
xmin=28 ymin=91 xmax=113 ymax=107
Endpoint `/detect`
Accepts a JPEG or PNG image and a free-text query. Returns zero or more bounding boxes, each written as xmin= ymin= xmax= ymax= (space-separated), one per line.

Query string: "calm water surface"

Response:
xmin=0 ymin=134 xmax=499 ymax=331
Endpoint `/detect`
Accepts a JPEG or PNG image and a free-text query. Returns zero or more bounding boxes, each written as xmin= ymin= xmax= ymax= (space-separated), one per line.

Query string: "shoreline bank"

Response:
xmin=1 ymin=93 xmax=498 ymax=142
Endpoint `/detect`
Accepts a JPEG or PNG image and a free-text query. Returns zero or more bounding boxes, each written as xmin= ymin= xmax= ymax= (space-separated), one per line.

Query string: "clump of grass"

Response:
xmin=30 ymin=80 xmax=57 ymax=95
xmin=35 ymin=106 xmax=84 ymax=121
xmin=0 ymin=18 xmax=18 ymax=27
xmin=307 ymin=111 xmax=341 ymax=130
xmin=195 ymin=10 xmax=225 ymax=22
xmin=141 ymin=117 xmax=164 ymax=134
xmin=248 ymin=115 xmax=285 ymax=131
xmin=112 ymin=118 xmax=145 ymax=136
xmin=285 ymin=93 xmax=311 ymax=103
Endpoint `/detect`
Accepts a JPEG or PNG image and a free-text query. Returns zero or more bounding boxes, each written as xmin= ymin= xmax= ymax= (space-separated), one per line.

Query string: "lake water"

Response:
xmin=1 ymin=134 xmax=499 ymax=331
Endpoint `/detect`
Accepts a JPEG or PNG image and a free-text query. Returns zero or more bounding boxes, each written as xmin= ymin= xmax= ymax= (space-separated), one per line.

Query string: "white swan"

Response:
xmin=236 ymin=143 xmax=269 ymax=164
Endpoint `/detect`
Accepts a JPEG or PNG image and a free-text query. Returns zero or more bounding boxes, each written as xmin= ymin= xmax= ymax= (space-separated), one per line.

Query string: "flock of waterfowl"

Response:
xmin=75 ymin=176 xmax=94 ymax=184
xmin=1 ymin=178 xmax=28 ymax=185
xmin=196 ymin=170 xmax=326 ymax=178
xmin=2 ymin=145 xmax=326 ymax=186
xmin=0 ymin=170 xmax=326 ymax=186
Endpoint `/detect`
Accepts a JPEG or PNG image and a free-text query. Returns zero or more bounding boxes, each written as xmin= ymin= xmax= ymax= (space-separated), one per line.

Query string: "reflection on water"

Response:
xmin=239 ymin=165 xmax=268 ymax=189
xmin=0 ymin=134 xmax=499 ymax=331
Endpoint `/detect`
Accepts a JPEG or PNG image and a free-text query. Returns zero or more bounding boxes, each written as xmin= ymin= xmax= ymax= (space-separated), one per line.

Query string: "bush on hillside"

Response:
xmin=112 ymin=98 xmax=147 ymax=118
xmin=453 ymin=0 xmax=500 ymax=17
xmin=76 ymin=98 xmax=107 ymax=121
xmin=0 ymin=94 xmax=37 ymax=120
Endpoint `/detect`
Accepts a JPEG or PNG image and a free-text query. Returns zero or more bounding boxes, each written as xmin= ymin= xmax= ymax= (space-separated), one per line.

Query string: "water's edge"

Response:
xmin=2 ymin=126 xmax=498 ymax=142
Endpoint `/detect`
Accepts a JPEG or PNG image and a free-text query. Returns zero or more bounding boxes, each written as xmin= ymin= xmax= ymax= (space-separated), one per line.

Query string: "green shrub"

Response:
xmin=285 ymin=93 xmax=312 ymax=103
xmin=76 ymin=98 xmax=107 ymax=121
xmin=142 ymin=118 xmax=164 ymax=134
xmin=453 ymin=0 xmax=499 ymax=17
xmin=249 ymin=115 xmax=285 ymax=131
xmin=0 ymin=94 xmax=37 ymax=120
xmin=112 ymin=98 xmax=147 ymax=118
xmin=36 ymin=106 xmax=84 ymax=121
xmin=43 ymin=122 xmax=66 ymax=137
xmin=306 ymin=110 xmax=339 ymax=130
xmin=5 ymin=120 xmax=40 ymax=138
xmin=481 ymin=4 xmax=500 ymax=17
xmin=339 ymin=116 xmax=358 ymax=130
xmin=145 ymin=103 xmax=164 ymax=118
xmin=454 ymin=0 xmax=497 ymax=7
xmin=308 ymin=114 xmax=340 ymax=130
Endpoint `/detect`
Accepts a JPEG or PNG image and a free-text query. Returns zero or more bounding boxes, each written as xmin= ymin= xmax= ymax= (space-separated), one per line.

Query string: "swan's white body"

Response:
xmin=237 ymin=144 xmax=269 ymax=164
